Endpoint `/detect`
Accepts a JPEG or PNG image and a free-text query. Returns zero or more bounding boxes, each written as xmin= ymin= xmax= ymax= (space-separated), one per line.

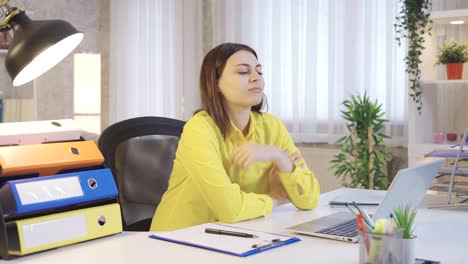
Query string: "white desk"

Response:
xmin=2 ymin=188 xmax=467 ymax=264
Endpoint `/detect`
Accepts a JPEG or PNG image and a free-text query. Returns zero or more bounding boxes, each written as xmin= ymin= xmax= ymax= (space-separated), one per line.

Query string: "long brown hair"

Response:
xmin=197 ymin=43 xmax=265 ymax=139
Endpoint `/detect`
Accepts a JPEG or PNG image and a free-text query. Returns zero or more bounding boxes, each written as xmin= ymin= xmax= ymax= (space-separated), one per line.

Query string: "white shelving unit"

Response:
xmin=408 ymin=6 xmax=468 ymax=167
xmin=407 ymin=4 xmax=468 ymax=206
xmin=430 ymin=8 xmax=468 ymax=24
xmin=419 ymin=80 xmax=468 ymax=85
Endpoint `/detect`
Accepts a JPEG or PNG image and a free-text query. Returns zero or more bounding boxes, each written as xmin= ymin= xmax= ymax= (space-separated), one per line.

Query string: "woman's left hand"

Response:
xmin=268 ymin=165 xmax=289 ymax=206
xmin=289 ymin=151 xmax=306 ymax=168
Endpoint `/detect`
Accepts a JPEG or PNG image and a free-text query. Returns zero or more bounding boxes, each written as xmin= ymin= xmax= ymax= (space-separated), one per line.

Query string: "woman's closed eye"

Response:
xmin=238 ymin=71 xmax=263 ymax=76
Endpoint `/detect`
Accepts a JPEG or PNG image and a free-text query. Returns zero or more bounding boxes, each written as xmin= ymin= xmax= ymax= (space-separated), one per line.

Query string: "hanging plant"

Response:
xmin=394 ymin=0 xmax=433 ymax=114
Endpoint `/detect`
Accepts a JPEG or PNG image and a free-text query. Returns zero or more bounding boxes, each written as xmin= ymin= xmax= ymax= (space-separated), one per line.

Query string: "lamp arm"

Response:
xmin=0 ymin=0 xmax=23 ymax=31
xmin=1 ymin=0 xmax=13 ymax=11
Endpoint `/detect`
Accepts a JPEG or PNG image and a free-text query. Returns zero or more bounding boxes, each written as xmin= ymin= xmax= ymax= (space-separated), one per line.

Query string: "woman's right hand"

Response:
xmin=231 ymin=143 xmax=294 ymax=172
xmin=268 ymin=165 xmax=289 ymax=207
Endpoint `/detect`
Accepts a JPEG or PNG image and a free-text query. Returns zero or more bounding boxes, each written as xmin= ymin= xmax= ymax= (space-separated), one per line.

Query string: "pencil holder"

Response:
xmin=358 ymin=229 xmax=404 ymax=264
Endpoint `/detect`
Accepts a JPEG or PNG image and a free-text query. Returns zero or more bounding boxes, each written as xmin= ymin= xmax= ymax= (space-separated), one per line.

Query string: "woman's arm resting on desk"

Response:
xmin=274 ymin=118 xmax=321 ymax=210
xmin=231 ymin=143 xmax=296 ymax=206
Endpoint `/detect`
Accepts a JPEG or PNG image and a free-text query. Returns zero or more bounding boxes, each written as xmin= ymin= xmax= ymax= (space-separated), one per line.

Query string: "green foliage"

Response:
xmin=394 ymin=0 xmax=433 ymax=114
xmin=329 ymin=93 xmax=391 ymax=190
xmin=392 ymin=205 xmax=417 ymax=239
xmin=436 ymin=40 xmax=468 ymax=65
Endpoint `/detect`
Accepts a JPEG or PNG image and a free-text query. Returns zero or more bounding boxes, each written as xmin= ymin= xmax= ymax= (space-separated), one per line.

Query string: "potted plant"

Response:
xmin=395 ymin=0 xmax=433 ymax=114
xmin=392 ymin=205 xmax=418 ymax=264
xmin=436 ymin=40 xmax=468 ymax=80
xmin=329 ymin=93 xmax=391 ymax=190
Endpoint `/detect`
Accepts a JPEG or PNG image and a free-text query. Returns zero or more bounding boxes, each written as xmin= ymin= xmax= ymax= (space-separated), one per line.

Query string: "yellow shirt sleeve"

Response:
xmin=178 ymin=117 xmax=273 ymax=223
xmin=273 ymin=117 xmax=321 ymax=210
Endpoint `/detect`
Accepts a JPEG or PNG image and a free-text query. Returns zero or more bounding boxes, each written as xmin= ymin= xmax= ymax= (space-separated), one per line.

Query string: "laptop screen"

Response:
xmin=372 ymin=159 xmax=444 ymax=221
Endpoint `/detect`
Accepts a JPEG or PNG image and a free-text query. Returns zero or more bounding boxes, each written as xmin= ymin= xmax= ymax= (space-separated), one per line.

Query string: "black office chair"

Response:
xmin=98 ymin=116 xmax=185 ymax=231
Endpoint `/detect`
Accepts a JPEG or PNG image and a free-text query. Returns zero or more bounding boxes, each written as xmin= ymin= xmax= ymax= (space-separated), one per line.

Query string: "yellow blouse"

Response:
xmin=150 ymin=111 xmax=320 ymax=231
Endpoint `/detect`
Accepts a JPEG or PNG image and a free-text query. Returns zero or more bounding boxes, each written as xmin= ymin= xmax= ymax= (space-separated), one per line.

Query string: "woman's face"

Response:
xmin=218 ymin=50 xmax=264 ymax=110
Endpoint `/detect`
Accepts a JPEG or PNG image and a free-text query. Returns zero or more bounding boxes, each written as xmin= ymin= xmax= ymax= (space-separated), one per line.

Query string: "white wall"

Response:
xmin=0 ymin=0 xmax=109 ymax=123
xmin=298 ymin=146 xmax=343 ymax=193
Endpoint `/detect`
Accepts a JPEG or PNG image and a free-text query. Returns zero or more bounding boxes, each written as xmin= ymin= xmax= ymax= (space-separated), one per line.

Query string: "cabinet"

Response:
xmin=407 ymin=7 xmax=468 ymax=167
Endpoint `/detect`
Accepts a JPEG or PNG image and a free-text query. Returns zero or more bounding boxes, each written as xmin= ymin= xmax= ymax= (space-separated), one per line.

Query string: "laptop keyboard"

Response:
xmin=316 ymin=218 xmax=358 ymax=237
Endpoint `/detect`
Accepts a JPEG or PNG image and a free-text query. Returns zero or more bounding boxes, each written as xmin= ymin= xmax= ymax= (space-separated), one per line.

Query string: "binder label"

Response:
xmin=16 ymin=176 xmax=84 ymax=205
xmin=22 ymin=214 xmax=88 ymax=249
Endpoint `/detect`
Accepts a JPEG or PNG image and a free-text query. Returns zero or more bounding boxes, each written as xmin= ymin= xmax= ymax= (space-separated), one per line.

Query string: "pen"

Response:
xmin=361 ymin=207 xmax=375 ymax=228
xmin=356 ymin=215 xmax=370 ymax=254
xmin=345 ymin=202 xmax=359 ymax=216
xmin=252 ymin=239 xmax=282 ymax=250
xmin=205 ymin=228 xmax=255 ymax=238
xmin=352 ymin=201 xmax=374 ymax=230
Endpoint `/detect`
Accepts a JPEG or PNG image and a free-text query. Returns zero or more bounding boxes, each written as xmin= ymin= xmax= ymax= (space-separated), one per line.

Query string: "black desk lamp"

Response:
xmin=0 ymin=0 xmax=83 ymax=86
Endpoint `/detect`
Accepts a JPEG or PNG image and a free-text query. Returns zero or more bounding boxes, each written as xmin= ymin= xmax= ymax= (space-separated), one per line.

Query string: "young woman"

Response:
xmin=150 ymin=43 xmax=320 ymax=231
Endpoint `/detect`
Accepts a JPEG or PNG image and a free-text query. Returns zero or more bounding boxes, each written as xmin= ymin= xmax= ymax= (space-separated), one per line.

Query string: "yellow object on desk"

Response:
xmin=7 ymin=203 xmax=122 ymax=256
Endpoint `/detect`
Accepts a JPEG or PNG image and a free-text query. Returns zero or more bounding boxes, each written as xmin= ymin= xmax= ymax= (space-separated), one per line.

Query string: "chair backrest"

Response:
xmin=98 ymin=116 xmax=185 ymax=231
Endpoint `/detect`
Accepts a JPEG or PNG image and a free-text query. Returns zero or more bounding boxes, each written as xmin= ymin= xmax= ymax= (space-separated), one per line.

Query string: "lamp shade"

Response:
xmin=5 ymin=10 xmax=83 ymax=86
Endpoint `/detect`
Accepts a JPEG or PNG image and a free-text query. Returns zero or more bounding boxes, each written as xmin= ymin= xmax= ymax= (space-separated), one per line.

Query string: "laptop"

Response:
xmin=287 ymin=159 xmax=444 ymax=243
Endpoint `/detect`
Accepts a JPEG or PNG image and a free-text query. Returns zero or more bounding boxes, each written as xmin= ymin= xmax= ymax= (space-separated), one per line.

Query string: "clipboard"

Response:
xmin=149 ymin=223 xmax=300 ymax=257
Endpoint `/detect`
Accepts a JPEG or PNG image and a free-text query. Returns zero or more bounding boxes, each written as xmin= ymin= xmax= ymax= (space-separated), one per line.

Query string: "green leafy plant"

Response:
xmin=436 ymin=40 xmax=468 ymax=65
xmin=392 ymin=205 xmax=417 ymax=239
xmin=329 ymin=93 xmax=391 ymax=190
xmin=395 ymin=0 xmax=433 ymax=114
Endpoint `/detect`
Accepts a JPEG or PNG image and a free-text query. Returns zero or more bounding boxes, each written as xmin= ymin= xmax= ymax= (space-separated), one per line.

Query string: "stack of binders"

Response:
xmin=0 ymin=119 xmax=122 ymax=259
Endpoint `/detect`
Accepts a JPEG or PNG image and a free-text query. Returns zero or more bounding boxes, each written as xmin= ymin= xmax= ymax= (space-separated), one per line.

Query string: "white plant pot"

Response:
xmin=401 ymin=237 xmax=416 ymax=264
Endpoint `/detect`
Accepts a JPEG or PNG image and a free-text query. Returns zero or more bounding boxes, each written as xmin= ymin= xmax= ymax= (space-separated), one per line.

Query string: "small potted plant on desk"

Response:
xmin=392 ymin=205 xmax=417 ymax=264
xmin=436 ymin=40 xmax=468 ymax=80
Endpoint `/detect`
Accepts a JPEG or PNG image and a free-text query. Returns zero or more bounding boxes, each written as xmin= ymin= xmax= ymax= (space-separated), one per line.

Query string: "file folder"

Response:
xmin=149 ymin=223 xmax=300 ymax=257
xmin=0 ymin=168 xmax=117 ymax=217
xmin=0 ymin=119 xmax=81 ymax=146
xmin=5 ymin=203 xmax=122 ymax=256
xmin=0 ymin=141 xmax=104 ymax=177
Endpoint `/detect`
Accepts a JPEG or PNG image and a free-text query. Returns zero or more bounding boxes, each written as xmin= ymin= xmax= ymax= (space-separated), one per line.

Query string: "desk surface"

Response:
xmin=2 ymin=188 xmax=467 ymax=264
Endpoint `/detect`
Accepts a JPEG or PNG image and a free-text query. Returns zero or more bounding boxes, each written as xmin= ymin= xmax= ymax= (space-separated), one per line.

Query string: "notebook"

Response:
xmin=287 ymin=159 xmax=444 ymax=243
xmin=328 ymin=188 xmax=385 ymax=207
xmin=149 ymin=223 xmax=300 ymax=257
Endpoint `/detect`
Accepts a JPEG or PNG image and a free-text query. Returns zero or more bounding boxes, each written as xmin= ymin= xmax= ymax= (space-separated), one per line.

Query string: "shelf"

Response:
xmin=439 ymin=167 xmax=468 ymax=176
xmin=409 ymin=143 xmax=456 ymax=153
xmin=431 ymin=8 xmax=468 ymax=24
xmin=420 ymin=80 xmax=468 ymax=85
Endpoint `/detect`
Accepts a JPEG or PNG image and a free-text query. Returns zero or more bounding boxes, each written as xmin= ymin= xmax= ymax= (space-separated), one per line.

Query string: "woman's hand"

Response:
xmin=268 ymin=165 xmax=289 ymax=207
xmin=231 ymin=143 xmax=278 ymax=170
xmin=231 ymin=143 xmax=294 ymax=172
xmin=289 ymin=151 xmax=306 ymax=168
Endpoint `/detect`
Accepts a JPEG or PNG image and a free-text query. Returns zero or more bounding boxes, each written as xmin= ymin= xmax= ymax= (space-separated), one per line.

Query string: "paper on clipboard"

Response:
xmin=149 ymin=223 xmax=300 ymax=257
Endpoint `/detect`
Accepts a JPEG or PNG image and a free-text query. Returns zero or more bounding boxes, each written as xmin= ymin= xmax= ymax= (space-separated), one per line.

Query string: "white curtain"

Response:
xmin=211 ymin=0 xmax=407 ymax=145
xmin=109 ymin=0 xmax=407 ymax=145
xmin=109 ymin=0 xmax=203 ymax=124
